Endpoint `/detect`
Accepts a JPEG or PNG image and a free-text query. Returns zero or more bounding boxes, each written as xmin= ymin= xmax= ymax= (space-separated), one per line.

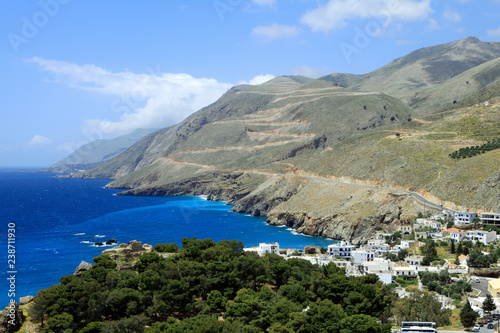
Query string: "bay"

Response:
xmin=0 ymin=171 xmax=336 ymax=306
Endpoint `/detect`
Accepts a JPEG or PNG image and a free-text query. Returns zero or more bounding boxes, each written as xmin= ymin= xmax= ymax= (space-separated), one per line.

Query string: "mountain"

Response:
xmin=321 ymin=36 xmax=500 ymax=114
xmin=48 ymin=128 xmax=156 ymax=173
xmin=63 ymin=37 xmax=500 ymax=244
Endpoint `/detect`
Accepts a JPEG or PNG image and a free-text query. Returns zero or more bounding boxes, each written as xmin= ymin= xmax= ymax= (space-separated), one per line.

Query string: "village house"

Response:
xmin=394 ymin=266 xmax=418 ymax=278
xmin=400 ymin=240 xmax=416 ymax=249
xmin=404 ymin=256 xmax=423 ymax=267
xmin=362 ymin=257 xmax=393 ymax=273
xmin=488 ymin=278 xmax=500 ymax=300
xmin=244 ymin=242 xmax=281 ymax=256
xmin=458 ymin=254 xmax=468 ymax=267
xmin=454 ymin=211 xmax=479 ymax=225
xmin=442 ymin=228 xmax=467 ymax=242
xmin=481 ymin=212 xmax=500 ymax=227
xmin=328 ymin=241 xmax=355 ymax=259
xmin=467 ymin=229 xmax=497 ymax=244
xmin=351 ymin=249 xmax=375 ymax=264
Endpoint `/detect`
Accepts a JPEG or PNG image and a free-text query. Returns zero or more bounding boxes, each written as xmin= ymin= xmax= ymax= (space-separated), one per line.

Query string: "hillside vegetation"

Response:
xmin=25 ymin=238 xmax=395 ymax=332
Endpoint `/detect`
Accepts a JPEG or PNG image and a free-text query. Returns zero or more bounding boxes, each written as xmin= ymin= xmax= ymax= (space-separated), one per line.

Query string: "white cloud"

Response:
xmin=300 ymin=0 xmax=433 ymax=33
xmin=249 ymin=74 xmax=275 ymax=85
xmin=238 ymin=74 xmax=275 ymax=85
xmin=443 ymin=8 xmax=462 ymax=22
xmin=487 ymin=26 xmax=500 ymax=36
xmin=252 ymin=23 xmax=299 ymax=43
xmin=424 ymin=18 xmax=440 ymax=33
xmin=28 ymin=57 xmax=233 ymax=137
xmin=29 ymin=135 xmax=53 ymax=146
xmin=251 ymin=0 xmax=276 ymax=6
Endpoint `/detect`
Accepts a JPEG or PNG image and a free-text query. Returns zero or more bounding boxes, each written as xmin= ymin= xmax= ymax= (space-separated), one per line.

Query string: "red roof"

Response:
xmin=443 ymin=228 xmax=466 ymax=233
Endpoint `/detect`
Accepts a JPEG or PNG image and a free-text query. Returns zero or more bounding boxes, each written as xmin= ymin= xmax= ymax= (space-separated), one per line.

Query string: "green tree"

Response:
xmin=206 ymin=290 xmax=227 ymax=313
xmin=460 ymin=300 xmax=478 ymax=329
xmin=153 ymin=242 xmax=179 ymax=253
xmin=397 ymin=249 xmax=409 ymax=261
xmin=450 ymin=240 xmax=455 ymax=254
xmin=392 ymin=289 xmax=450 ymax=326
xmin=43 ymin=312 xmax=74 ymax=333
xmin=338 ymin=314 xmax=391 ymax=333
xmin=483 ymin=294 xmax=497 ymax=314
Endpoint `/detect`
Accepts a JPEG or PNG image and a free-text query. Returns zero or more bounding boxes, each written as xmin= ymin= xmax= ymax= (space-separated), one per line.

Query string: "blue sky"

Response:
xmin=1 ymin=0 xmax=500 ymax=167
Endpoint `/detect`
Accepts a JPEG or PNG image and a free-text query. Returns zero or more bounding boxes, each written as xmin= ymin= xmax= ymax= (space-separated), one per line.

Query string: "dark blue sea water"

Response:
xmin=0 ymin=171 xmax=336 ymax=306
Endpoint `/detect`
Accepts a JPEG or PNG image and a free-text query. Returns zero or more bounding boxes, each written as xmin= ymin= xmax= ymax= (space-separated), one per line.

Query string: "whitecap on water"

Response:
xmin=74 ymin=233 xmax=85 ymax=236
xmin=94 ymin=235 xmax=105 ymax=238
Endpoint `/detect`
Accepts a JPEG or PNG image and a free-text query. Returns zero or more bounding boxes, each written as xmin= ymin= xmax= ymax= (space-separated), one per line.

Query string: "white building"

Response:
xmin=362 ymin=258 xmax=393 ymax=273
xmin=259 ymin=242 xmax=279 ymax=255
xmin=467 ymin=230 xmax=497 ymax=244
xmin=366 ymin=239 xmax=385 ymax=247
xmin=400 ymin=240 xmax=416 ymax=249
xmin=454 ymin=211 xmax=479 ymax=225
xmin=442 ymin=228 xmax=467 ymax=242
xmin=405 ymin=256 xmax=422 ymax=267
xmin=481 ymin=212 xmax=500 ymax=227
xmin=243 ymin=242 xmax=281 ymax=255
xmin=351 ymin=249 xmax=375 ymax=264
xmin=328 ymin=241 xmax=355 ymax=259
xmin=394 ymin=266 xmax=418 ymax=278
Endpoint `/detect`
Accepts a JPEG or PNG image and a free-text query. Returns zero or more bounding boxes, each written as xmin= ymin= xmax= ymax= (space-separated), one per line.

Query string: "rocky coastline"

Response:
xmin=114 ymin=170 xmax=426 ymax=245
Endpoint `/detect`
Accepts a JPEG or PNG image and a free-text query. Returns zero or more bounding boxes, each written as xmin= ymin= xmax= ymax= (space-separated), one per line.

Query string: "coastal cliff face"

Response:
xmin=117 ymin=166 xmax=420 ymax=244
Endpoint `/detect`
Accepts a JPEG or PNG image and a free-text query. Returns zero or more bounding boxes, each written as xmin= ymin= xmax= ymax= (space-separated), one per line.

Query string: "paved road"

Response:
xmin=167 ymin=156 xmax=458 ymax=214
xmin=472 ymin=276 xmax=491 ymax=296
xmin=298 ymin=174 xmax=455 ymax=213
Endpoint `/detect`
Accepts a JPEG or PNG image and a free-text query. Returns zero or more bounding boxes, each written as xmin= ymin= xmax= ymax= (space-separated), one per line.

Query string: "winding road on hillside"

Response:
xmin=164 ymin=88 xmax=456 ymax=214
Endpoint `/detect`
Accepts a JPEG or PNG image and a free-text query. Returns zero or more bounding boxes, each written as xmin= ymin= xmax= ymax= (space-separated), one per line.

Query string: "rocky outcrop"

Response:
xmin=102 ymin=240 xmax=153 ymax=261
xmin=73 ymin=261 xmax=93 ymax=276
xmin=19 ymin=296 xmax=34 ymax=306
xmin=0 ymin=302 xmax=25 ymax=332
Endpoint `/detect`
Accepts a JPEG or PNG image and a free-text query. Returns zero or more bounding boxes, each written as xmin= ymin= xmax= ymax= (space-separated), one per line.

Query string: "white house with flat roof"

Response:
xmin=471 ymin=230 xmax=496 ymax=244
xmin=454 ymin=211 xmax=479 ymax=225
xmin=258 ymin=242 xmax=279 ymax=255
xmin=405 ymin=256 xmax=423 ymax=267
xmin=328 ymin=242 xmax=355 ymax=259
xmin=394 ymin=266 xmax=418 ymax=278
xmin=362 ymin=258 xmax=393 ymax=273
xmin=351 ymin=249 xmax=374 ymax=264
xmin=244 ymin=243 xmax=280 ymax=255
xmin=481 ymin=212 xmax=500 ymax=226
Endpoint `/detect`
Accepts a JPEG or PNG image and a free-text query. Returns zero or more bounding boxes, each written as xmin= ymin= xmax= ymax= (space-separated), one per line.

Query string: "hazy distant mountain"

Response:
xmin=64 ymin=37 xmax=500 ymax=243
xmin=49 ymin=128 xmax=156 ymax=173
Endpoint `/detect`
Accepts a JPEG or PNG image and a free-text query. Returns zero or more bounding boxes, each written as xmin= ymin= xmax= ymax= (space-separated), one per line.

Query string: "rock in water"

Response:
xmin=106 ymin=238 xmax=117 ymax=245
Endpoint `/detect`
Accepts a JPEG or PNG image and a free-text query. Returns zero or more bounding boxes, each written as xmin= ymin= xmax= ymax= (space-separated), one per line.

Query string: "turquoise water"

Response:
xmin=0 ymin=171 xmax=336 ymax=306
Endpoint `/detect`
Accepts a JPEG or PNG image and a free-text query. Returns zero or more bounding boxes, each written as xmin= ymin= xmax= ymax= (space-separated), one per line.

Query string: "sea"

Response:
xmin=0 ymin=170 xmax=337 ymax=307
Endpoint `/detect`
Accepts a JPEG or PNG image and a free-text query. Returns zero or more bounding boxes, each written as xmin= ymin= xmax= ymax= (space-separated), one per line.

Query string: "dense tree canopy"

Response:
xmin=29 ymin=237 xmax=394 ymax=333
